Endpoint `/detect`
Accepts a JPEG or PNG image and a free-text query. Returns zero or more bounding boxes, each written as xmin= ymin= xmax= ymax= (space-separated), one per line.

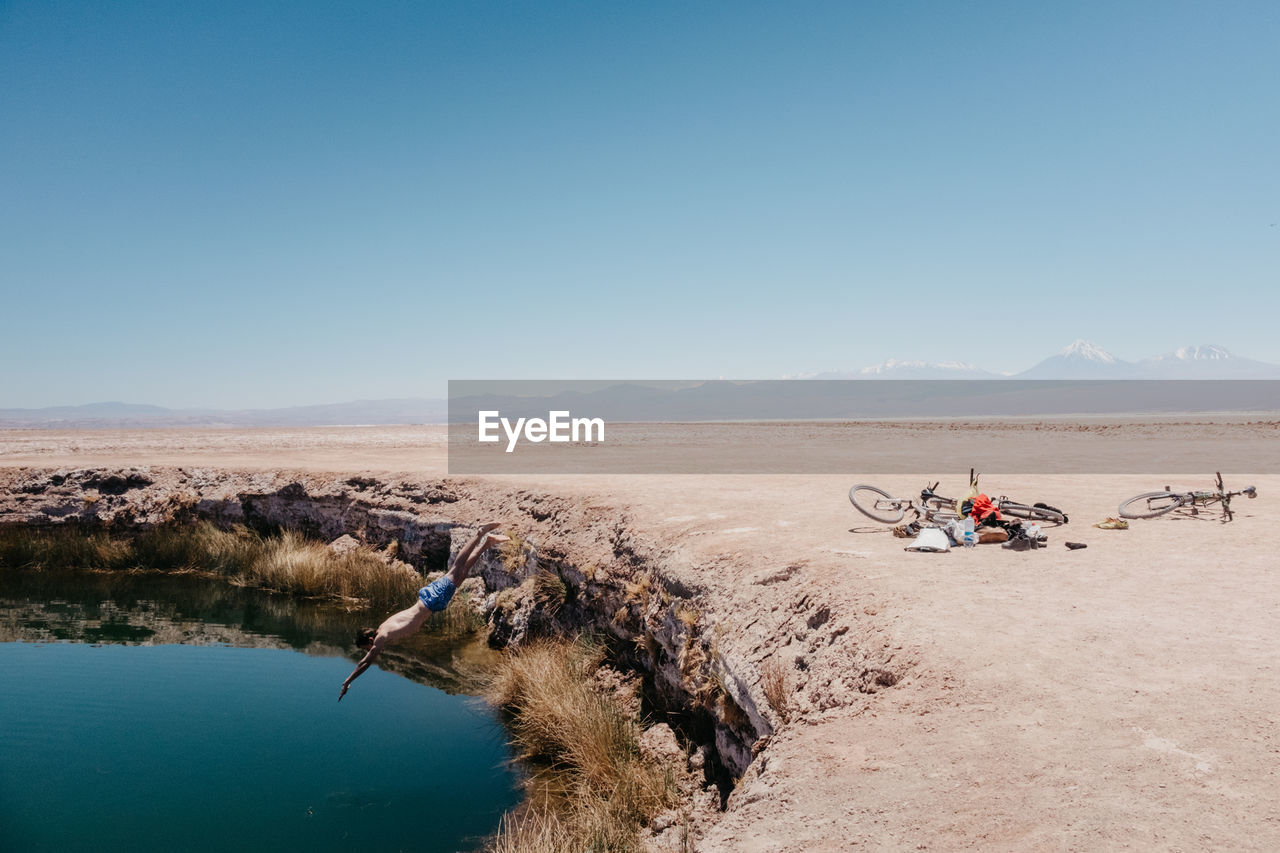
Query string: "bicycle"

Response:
xmin=1118 ymin=472 xmax=1257 ymax=522
xmin=849 ymin=470 xmax=1068 ymax=526
xmin=847 ymin=480 xmax=963 ymax=525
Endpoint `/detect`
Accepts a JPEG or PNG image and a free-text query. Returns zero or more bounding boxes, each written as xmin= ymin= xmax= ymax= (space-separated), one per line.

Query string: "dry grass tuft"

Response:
xmin=486 ymin=636 xmax=677 ymax=852
xmin=760 ymin=656 xmax=792 ymax=724
xmin=623 ymin=572 xmax=653 ymax=607
xmin=488 ymin=809 xmax=576 ymax=853
xmin=679 ymin=635 xmax=709 ymax=688
xmin=501 ymin=531 xmax=531 ymax=571
xmin=0 ymin=522 xmax=421 ymax=608
xmin=249 ymin=530 xmax=417 ymax=604
xmin=675 ymin=601 xmax=700 ymax=630
xmin=494 ymin=586 xmax=523 ymax=612
xmin=530 ymin=569 xmax=568 ymax=617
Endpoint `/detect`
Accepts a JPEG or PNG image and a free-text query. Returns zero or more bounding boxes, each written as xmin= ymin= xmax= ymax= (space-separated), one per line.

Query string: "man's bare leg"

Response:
xmin=453 ymin=522 xmax=499 ymax=568
xmin=446 ymin=523 xmax=509 ymax=586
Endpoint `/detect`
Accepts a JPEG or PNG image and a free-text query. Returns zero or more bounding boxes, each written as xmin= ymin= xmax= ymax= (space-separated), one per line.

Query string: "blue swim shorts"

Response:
xmin=417 ymin=576 xmax=456 ymax=612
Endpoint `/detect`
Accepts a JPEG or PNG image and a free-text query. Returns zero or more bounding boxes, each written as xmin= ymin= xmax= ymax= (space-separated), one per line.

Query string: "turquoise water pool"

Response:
xmin=0 ymin=574 xmax=520 ymax=853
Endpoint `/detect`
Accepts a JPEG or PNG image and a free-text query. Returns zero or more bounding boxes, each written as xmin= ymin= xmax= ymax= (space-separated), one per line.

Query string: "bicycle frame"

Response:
xmin=1129 ymin=472 xmax=1258 ymax=522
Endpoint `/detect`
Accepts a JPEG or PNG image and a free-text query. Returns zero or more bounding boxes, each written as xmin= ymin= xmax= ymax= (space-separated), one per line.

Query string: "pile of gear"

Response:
xmin=896 ymin=492 xmax=1075 ymax=553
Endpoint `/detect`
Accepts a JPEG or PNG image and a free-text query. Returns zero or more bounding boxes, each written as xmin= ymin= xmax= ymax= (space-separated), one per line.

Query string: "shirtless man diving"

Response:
xmin=339 ymin=523 xmax=508 ymax=701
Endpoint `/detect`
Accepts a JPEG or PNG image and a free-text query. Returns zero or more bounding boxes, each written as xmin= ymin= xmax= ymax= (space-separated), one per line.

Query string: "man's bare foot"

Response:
xmin=483 ymin=533 xmax=511 ymax=549
xmin=477 ymin=522 xmax=502 ymax=535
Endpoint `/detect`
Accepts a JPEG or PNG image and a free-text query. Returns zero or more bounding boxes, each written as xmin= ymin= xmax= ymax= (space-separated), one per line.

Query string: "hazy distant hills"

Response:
xmin=0 ymin=399 xmax=448 ymax=429
xmin=808 ymin=359 xmax=1000 ymax=379
xmin=5 ymin=341 xmax=1279 ymax=428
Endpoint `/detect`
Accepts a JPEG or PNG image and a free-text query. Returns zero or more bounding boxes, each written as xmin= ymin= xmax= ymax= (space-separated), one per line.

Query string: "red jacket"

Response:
xmin=968 ymin=494 xmax=1002 ymax=522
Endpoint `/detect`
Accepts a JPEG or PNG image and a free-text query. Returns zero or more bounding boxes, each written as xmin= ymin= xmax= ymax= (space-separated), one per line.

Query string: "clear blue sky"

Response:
xmin=3 ymin=0 xmax=1277 ymax=408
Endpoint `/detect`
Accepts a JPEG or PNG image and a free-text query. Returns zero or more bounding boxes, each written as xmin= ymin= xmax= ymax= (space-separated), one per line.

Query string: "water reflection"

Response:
xmin=0 ymin=569 xmax=497 ymax=695
xmin=0 ymin=572 xmax=520 ymax=853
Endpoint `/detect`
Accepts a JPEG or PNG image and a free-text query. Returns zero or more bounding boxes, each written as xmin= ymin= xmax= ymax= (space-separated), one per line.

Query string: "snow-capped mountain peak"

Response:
xmin=859 ymin=358 xmax=924 ymax=375
xmin=1167 ymin=344 xmax=1232 ymax=362
xmin=1059 ymin=339 xmax=1117 ymax=363
xmin=858 ymin=358 xmax=981 ymax=376
xmin=1135 ymin=344 xmax=1280 ymax=377
xmin=1014 ymin=340 xmax=1131 ymax=378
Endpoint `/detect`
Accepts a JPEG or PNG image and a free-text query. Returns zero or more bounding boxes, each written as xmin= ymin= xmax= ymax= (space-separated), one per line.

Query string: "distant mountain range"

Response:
xmin=808 ymin=359 xmax=998 ymax=379
xmin=0 ymin=398 xmax=448 ymax=429
xmin=5 ymin=341 xmax=1279 ymax=428
xmin=811 ymin=340 xmax=1280 ymax=380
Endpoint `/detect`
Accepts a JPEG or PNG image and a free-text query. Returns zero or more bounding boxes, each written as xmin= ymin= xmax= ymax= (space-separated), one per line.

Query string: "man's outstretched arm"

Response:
xmin=338 ymin=640 xmax=384 ymax=701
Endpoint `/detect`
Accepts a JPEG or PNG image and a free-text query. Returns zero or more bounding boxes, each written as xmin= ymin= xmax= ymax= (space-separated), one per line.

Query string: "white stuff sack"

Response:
xmin=904 ymin=527 xmax=951 ymax=553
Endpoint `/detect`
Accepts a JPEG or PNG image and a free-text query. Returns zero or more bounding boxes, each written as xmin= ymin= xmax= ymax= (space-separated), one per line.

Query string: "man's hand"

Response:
xmin=338 ymin=683 xmax=350 ymax=702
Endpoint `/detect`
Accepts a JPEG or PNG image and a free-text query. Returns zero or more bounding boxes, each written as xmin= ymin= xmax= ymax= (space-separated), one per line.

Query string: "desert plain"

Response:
xmin=2 ymin=421 xmax=1278 ymax=851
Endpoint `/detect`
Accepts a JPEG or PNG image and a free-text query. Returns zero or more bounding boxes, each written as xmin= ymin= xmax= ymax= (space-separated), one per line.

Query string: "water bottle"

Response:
xmin=963 ymin=517 xmax=975 ymax=548
xmin=1026 ymin=522 xmax=1041 ymax=542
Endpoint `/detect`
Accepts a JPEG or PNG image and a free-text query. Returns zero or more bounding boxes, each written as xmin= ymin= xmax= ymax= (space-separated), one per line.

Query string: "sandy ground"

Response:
xmin=3 ymin=425 xmax=1278 ymax=851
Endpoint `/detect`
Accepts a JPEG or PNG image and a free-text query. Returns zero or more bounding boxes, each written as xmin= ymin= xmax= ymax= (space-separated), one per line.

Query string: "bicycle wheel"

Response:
xmin=849 ymin=484 xmax=908 ymax=524
xmin=1118 ymin=491 xmax=1184 ymax=519
xmin=999 ymin=501 xmax=1067 ymax=525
